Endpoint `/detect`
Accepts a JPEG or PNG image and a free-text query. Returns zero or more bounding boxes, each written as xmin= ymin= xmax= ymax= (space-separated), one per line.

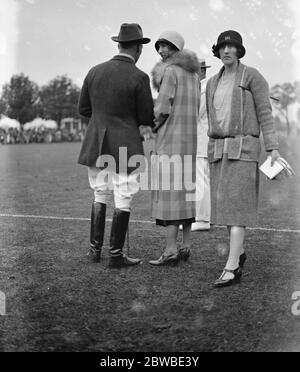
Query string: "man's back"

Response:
xmin=80 ymin=56 xmax=150 ymax=120
xmin=78 ymin=55 xmax=154 ymax=169
xmin=78 ymin=22 xmax=156 ymax=269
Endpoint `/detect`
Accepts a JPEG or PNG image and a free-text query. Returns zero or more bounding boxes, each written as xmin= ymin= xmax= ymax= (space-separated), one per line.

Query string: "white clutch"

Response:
xmin=259 ymin=156 xmax=295 ymax=180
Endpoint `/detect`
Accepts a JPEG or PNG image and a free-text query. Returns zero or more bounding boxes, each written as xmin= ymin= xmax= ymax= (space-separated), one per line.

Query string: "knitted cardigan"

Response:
xmin=206 ymin=61 xmax=279 ymax=163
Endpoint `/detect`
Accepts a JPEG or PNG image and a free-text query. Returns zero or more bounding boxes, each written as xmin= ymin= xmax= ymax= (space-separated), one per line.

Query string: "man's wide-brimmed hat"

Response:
xmin=199 ymin=59 xmax=211 ymax=69
xmin=112 ymin=23 xmax=150 ymax=44
xmin=212 ymin=30 xmax=246 ymax=59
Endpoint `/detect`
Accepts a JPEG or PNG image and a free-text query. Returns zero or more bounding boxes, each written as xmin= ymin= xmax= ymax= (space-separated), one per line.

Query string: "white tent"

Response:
xmin=24 ymin=118 xmax=58 ymax=130
xmin=44 ymin=120 xmax=57 ymax=129
xmin=0 ymin=116 xmax=21 ymax=130
xmin=24 ymin=118 xmax=46 ymax=130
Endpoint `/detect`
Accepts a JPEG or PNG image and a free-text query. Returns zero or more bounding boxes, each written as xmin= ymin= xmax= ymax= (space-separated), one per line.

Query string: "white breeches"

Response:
xmin=88 ymin=167 xmax=140 ymax=212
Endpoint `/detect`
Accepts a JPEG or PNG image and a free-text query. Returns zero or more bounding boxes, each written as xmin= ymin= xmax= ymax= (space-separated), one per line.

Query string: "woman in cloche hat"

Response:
xmin=149 ymin=31 xmax=201 ymax=266
xmin=206 ymin=30 xmax=281 ymax=287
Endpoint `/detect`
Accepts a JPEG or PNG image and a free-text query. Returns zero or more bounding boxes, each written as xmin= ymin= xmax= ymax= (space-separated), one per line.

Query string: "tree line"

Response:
xmin=271 ymin=81 xmax=300 ymax=134
xmin=0 ymin=74 xmax=81 ymax=127
xmin=0 ymin=73 xmax=299 ymax=132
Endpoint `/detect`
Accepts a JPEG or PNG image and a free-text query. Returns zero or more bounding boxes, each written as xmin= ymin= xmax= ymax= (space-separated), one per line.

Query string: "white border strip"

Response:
xmin=0 ymin=213 xmax=300 ymax=234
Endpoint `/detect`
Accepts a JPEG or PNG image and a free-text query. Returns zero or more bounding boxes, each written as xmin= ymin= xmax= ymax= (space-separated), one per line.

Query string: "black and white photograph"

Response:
xmin=0 ymin=0 xmax=300 ymax=356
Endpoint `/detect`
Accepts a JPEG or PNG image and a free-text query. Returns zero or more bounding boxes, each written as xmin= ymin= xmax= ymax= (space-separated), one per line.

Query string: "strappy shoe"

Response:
xmin=178 ymin=247 xmax=190 ymax=262
xmin=214 ymin=267 xmax=242 ymax=288
xmin=239 ymin=252 xmax=247 ymax=269
xmin=149 ymin=252 xmax=180 ymax=266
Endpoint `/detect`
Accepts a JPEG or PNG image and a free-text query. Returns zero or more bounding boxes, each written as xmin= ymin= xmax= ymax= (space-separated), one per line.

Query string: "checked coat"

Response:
xmin=151 ymin=50 xmax=201 ymax=222
xmin=77 ymin=55 xmax=154 ymax=174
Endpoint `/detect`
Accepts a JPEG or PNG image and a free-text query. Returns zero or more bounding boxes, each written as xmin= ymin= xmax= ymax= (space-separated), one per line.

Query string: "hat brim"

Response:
xmin=214 ymin=41 xmax=246 ymax=58
xmin=155 ymin=39 xmax=179 ymax=52
xmin=112 ymin=36 xmax=151 ymax=44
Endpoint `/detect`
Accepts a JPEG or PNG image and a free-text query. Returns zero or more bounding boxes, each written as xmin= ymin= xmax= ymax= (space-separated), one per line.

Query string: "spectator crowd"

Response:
xmin=0 ymin=127 xmax=85 ymax=145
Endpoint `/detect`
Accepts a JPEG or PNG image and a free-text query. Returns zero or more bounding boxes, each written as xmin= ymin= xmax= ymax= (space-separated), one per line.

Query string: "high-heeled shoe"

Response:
xmin=214 ymin=267 xmax=242 ymax=288
xmin=149 ymin=252 xmax=180 ymax=266
xmin=178 ymin=247 xmax=190 ymax=262
xmin=239 ymin=252 xmax=247 ymax=269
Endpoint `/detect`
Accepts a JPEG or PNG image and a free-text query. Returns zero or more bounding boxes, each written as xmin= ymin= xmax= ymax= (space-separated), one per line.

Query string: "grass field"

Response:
xmin=0 ymin=136 xmax=300 ymax=352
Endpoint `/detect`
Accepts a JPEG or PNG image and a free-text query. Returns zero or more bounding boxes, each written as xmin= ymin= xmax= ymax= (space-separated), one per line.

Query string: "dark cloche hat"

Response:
xmin=212 ymin=30 xmax=246 ymax=59
xmin=112 ymin=23 xmax=151 ymax=44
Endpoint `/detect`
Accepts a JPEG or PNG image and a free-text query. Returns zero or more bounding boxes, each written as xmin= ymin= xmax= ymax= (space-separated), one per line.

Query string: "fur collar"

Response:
xmin=151 ymin=49 xmax=200 ymax=91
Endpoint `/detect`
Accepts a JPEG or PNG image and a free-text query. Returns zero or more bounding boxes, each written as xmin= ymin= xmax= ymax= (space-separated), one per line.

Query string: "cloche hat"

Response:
xmin=155 ymin=31 xmax=185 ymax=52
xmin=212 ymin=30 xmax=246 ymax=59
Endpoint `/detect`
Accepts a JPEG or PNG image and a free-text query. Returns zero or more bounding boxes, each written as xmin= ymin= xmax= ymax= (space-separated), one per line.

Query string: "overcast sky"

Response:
xmin=0 ymin=0 xmax=300 ymax=89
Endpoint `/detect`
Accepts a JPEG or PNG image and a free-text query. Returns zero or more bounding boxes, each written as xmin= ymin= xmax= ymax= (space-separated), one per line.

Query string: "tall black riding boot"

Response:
xmin=89 ymin=202 xmax=106 ymax=262
xmin=109 ymin=208 xmax=141 ymax=268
